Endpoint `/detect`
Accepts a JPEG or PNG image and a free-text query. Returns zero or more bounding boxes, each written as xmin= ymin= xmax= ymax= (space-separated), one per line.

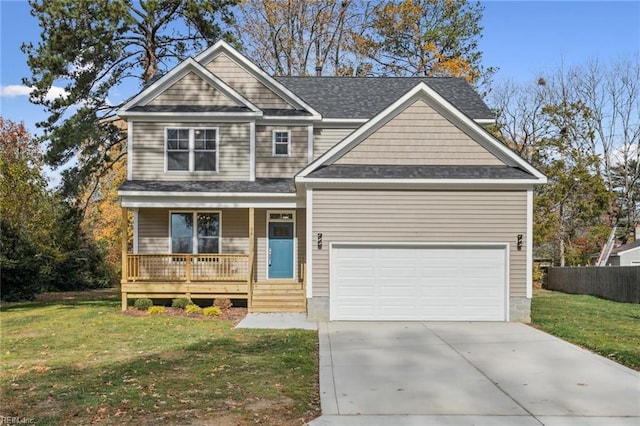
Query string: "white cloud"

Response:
xmin=0 ymin=84 xmax=32 ymax=97
xmin=0 ymin=84 xmax=69 ymax=102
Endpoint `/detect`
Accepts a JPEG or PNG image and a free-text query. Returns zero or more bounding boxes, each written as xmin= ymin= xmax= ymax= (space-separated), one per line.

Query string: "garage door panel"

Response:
xmin=332 ymin=245 xmax=506 ymax=321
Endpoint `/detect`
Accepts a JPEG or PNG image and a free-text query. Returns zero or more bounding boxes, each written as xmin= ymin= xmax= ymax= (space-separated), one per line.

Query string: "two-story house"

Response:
xmin=118 ymin=41 xmax=546 ymax=322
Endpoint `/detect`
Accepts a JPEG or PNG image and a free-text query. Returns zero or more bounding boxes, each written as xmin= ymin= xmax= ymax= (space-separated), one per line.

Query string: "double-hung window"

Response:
xmin=167 ymin=128 xmax=218 ymax=172
xmin=272 ymin=130 xmax=290 ymax=156
xmin=170 ymin=212 xmax=220 ymax=254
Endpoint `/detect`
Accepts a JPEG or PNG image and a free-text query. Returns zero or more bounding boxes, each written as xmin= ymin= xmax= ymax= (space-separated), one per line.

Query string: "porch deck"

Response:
xmin=120 ymin=253 xmax=306 ymax=313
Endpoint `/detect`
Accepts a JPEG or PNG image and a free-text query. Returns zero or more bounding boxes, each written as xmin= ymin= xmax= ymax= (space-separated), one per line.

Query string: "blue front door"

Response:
xmin=268 ymin=222 xmax=294 ymax=279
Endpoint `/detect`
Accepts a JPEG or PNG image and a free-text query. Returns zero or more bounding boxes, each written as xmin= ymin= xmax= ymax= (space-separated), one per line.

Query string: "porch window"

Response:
xmin=166 ymin=128 xmax=218 ymax=172
xmin=171 ymin=212 xmax=220 ymax=254
xmin=272 ymin=130 xmax=290 ymax=156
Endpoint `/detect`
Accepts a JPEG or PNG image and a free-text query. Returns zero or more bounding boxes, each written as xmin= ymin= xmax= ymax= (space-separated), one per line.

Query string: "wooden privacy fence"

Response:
xmin=545 ymin=266 xmax=640 ymax=303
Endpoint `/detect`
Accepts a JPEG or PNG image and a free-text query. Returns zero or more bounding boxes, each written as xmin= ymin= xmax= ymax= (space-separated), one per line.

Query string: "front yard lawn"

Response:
xmin=0 ymin=292 xmax=320 ymax=425
xmin=531 ymin=289 xmax=640 ymax=371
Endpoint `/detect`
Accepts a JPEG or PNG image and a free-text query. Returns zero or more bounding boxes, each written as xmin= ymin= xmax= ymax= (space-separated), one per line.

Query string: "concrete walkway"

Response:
xmin=310 ymin=322 xmax=640 ymax=425
xmin=235 ymin=313 xmax=318 ymax=330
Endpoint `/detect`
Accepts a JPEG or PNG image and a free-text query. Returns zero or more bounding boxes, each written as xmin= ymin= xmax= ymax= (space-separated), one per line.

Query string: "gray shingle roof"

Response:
xmin=128 ymin=105 xmax=253 ymax=113
xmin=305 ymin=165 xmax=534 ymax=180
xmin=119 ymin=179 xmax=296 ymax=193
xmin=610 ymin=239 xmax=640 ymax=255
xmin=276 ymin=76 xmax=494 ymax=120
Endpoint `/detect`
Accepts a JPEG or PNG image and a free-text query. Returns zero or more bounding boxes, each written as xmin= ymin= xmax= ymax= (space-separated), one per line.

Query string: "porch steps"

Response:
xmin=250 ymin=281 xmax=306 ymax=313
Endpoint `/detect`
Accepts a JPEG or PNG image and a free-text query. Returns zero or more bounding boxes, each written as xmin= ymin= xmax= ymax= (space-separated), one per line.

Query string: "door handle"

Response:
xmin=268 ymin=248 xmax=272 ymax=266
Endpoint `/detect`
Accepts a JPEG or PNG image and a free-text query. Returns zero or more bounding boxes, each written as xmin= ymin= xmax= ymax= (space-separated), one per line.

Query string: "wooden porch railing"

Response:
xmin=125 ymin=254 xmax=250 ymax=282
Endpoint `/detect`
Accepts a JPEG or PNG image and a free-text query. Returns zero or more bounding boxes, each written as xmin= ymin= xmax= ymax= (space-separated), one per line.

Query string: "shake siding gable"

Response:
xmin=204 ymin=53 xmax=294 ymax=110
xmin=131 ymin=121 xmax=250 ymax=181
xmin=313 ymin=128 xmax=355 ymax=159
xmin=148 ymin=72 xmax=237 ymax=106
xmin=335 ymin=99 xmax=505 ymax=166
xmin=255 ymin=126 xmax=308 ymax=178
xmin=312 ymin=190 xmax=527 ymax=298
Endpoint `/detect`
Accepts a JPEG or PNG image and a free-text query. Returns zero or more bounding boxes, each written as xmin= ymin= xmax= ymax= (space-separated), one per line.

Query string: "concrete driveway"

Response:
xmin=310 ymin=322 xmax=639 ymax=425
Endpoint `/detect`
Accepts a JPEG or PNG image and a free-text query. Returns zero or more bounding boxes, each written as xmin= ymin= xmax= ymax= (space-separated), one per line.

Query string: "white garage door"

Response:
xmin=331 ymin=244 xmax=507 ymax=321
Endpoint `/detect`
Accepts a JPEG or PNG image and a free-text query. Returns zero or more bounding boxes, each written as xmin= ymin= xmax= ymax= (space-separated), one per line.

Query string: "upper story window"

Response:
xmin=272 ymin=130 xmax=290 ymax=157
xmin=166 ymin=128 xmax=218 ymax=172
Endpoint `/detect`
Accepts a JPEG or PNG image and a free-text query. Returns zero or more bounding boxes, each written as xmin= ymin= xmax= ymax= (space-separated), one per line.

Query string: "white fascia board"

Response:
xmin=119 ymin=57 xmax=260 ymax=114
xmin=118 ymin=190 xmax=298 ymax=198
xmin=297 ymin=177 xmax=542 ymax=190
xmin=195 ymin=41 xmax=322 ymax=118
xmin=320 ymin=118 xmax=369 ymax=124
xmin=526 ymin=189 xmax=533 ymax=299
xmin=127 ymin=120 xmax=133 ymax=180
xmin=297 ymin=82 xmax=546 ymax=183
xmin=260 ymin=115 xmax=321 ymax=122
xmin=121 ymin=196 xmax=305 ymax=209
xmin=305 ymin=188 xmax=313 ymax=298
xmin=118 ymin=111 xmax=263 ymax=120
xmin=475 ymin=118 xmax=496 ymax=125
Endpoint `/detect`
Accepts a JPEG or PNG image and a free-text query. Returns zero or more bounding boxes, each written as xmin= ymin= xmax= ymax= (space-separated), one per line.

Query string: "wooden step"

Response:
xmin=253 ymin=284 xmax=302 ymax=291
xmin=249 ymin=305 xmax=306 ymax=313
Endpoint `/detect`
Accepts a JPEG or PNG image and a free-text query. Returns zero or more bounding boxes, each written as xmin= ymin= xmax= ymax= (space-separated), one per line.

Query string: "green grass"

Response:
xmin=0 ymin=293 xmax=319 ymax=425
xmin=531 ymin=289 xmax=640 ymax=371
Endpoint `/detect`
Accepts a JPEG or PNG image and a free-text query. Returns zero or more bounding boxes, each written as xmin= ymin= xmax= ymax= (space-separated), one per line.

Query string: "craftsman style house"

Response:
xmin=118 ymin=41 xmax=546 ymax=322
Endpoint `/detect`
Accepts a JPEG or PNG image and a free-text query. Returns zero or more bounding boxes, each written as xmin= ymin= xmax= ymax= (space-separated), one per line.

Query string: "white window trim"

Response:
xmin=272 ymin=129 xmax=291 ymax=157
xmin=165 ymin=127 xmax=219 ymax=173
xmin=266 ymin=210 xmax=296 ymax=280
xmin=168 ymin=210 xmax=222 ymax=254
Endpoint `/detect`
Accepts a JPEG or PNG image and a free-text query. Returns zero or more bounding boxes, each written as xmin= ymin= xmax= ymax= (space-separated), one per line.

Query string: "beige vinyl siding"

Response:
xmin=222 ymin=209 xmax=249 ymax=253
xmin=138 ymin=209 xmax=169 ymax=253
xmin=335 ymin=99 xmax=504 ymax=166
xmin=131 ymin=121 xmax=250 ymax=181
xmin=313 ymin=127 xmax=355 ymax=159
xmin=148 ymin=72 xmax=237 ymax=106
xmin=311 ymin=189 xmax=527 ymax=298
xmin=205 ymin=53 xmax=294 ymax=110
xmin=255 ymin=126 xmax=308 ymax=178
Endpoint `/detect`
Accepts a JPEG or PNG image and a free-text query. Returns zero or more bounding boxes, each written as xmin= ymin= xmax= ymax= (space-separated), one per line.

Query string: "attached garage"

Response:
xmin=330 ymin=244 xmax=508 ymax=321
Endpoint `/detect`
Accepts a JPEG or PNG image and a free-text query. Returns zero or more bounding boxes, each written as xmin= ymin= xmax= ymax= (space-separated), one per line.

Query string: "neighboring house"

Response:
xmin=117 ymin=41 xmax=546 ymax=322
xmin=606 ymin=240 xmax=640 ymax=266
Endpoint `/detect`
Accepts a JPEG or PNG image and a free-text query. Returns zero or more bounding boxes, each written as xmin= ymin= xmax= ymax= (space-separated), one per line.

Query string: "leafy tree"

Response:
xmin=235 ymin=0 xmax=363 ymax=76
xmin=23 ymin=0 xmax=238 ymax=200
xmin=353 ymin=0 xmax=491 ymax=84
xmin=0 ymin=117 xmax=113 ymax=301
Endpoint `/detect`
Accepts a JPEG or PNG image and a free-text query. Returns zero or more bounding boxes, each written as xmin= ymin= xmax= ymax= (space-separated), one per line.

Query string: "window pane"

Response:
xmin=197 ymin=213 xmax=219 ymax=237
xmin=171 ymin=213 xmax=193 ymax=253
xmin=172 ymin=237 xmax=192 ymax=253
xmin=275 ymin=142 xmax=288 ymax=155
xmin=168 ymin=152 xmax=189 ymax=170
xmin=195 ymin=152 xmax=216 ymax=171
xmin=198 ymin=238 xmax=219 ymax=254
xmin=275 ymin=132 xmax=288 ymax=143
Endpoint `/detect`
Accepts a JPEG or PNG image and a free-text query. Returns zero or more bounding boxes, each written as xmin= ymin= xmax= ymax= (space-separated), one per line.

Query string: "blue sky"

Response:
xmin=1 ymin=0 xmax=639 ymax=137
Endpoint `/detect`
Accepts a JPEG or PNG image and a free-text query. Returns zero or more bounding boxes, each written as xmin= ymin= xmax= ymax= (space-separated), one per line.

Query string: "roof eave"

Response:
xmin=295 ymin=177 xmax=546 ymax=189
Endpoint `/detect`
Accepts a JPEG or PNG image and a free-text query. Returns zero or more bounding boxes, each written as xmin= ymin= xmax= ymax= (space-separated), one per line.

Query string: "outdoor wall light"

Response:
xmin=517 ymin=234 xmax=523 ymax=251
xmin=317 ymin=233 xmax=323 ymax=249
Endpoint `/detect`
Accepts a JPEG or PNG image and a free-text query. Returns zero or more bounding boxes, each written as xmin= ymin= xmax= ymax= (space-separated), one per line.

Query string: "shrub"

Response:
xmin=134 ymin=298 xmax=153 ymax=310
xmin=203 ymin=306 xmax=222 ymax=317
xmin=213 ymin=298 xmax=232 ymax=310
xmin=185 ymin=303 xmax=202 ymax=314
xmin=171 ymin=298 xmax=191 ymax=309
xmin=148 ymin=306 xmax=165 ymax=315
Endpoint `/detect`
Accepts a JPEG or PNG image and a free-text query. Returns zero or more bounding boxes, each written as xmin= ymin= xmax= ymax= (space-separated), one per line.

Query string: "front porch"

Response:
xmin=119 ymin=207 xmax=307 ymax=313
